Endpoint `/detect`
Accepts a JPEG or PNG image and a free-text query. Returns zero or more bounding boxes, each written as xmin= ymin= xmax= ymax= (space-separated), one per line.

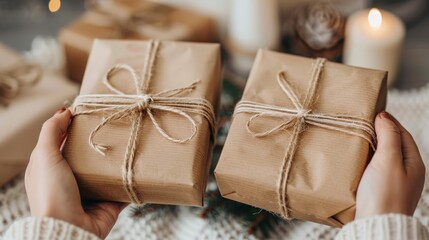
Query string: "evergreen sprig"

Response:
xmin=198 ymin=188 xmax=282 ymax=238
xmin=129 ymin=204 xmax=177 ymax=221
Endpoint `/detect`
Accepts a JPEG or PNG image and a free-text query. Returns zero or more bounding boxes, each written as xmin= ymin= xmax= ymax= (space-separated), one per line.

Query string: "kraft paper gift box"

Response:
xmin=62 ymin=40 xmax=221 ymax=206
xmin=0 ymin=43 xmax=79 ymax=186
xmin=215 ymin=50 xmax=387 ymax=227
xmin=59 ymin=0 xmax=217 ymax=82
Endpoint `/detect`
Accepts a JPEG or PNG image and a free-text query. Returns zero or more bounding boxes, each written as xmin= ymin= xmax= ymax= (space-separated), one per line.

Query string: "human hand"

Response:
xmin=25 ymin=108 xmax=126 ymax=238
xmin=355 ymin=111 xmax=425 ymax=219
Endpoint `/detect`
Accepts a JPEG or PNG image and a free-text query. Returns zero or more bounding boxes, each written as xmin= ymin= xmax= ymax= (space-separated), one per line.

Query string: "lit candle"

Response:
xmin=48 ymin=0 xmax=61 ymax=13
xmin=343 ymin=8 xmax=405 ymax=87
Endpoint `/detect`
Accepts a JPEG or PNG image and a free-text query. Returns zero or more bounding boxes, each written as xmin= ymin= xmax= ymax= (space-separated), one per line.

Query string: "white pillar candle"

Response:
xmin=227 ymin=0 xmax=280 ymax=75
xmin=343 ymin=8 xmax=405 ymax=87
xmin=229 ymin=0 xmax=280 ymax=51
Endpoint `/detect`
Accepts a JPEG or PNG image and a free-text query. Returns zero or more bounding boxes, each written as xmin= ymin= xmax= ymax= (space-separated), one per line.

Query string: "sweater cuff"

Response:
xmin=3 ymin=217 xmax=101 ymax=240
xmin=335 ymin=213 xmax=429 ymax=240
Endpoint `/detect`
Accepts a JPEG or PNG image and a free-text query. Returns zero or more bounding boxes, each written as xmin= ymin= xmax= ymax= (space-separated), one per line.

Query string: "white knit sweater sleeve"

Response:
xmin=3 ymin=217 xmax=101 ymax=240
xmin=335 ymin=214 xmax=429 ymax=240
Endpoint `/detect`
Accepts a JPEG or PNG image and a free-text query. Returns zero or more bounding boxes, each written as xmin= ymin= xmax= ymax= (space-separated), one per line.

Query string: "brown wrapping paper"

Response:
xmin=215 ymin=50 xmax=387 ymax=226
xmin=59 ymin=0 xmax=217 ymax=82
xmin=0 ymin=43 xmax=79 ymax=186
xmin=62 ymin=40 xmax=221 ymax=206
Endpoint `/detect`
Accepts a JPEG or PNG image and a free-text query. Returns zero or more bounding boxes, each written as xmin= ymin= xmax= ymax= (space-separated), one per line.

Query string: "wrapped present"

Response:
xmin=215 ymin=50 xmax=387 ymax=226
xmin=59 ymin=0 xmax=217 ymax=82
xmin=62 ymin=40 xmax=221 ymax=206
xmin=0 ymin=43 xmax=79 ymax=186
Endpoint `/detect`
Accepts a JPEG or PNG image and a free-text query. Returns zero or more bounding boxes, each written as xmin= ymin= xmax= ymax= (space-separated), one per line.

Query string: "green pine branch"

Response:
xmin=199 ymin=188 xmax=282 ymax=238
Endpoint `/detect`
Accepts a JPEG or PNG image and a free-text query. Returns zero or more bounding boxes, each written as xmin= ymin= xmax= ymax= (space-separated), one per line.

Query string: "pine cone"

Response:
xmin=289 ymin=2 xmax=345 ymax=60
xmin=294 ymin=2 xmax=344 ymax=50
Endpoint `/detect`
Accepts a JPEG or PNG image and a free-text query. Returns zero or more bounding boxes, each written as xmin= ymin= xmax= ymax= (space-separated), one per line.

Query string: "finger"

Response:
xmin=84 ymin=201 xmax=127 ymax=213
xmin=36 ymin=108 xmax=72 ymax=154
xmin=373 ymin=112 xmax=403 ymax=167
xmin=387 ymin=114 xmax=422 ymax=160
xmin=67 ymin=106 xmax=74 ymax=115
xmin=86 ymin=202 xmax=126 ymax=238
xmin=388 ymin=114 xmax=425 ymax=176
xmin=117 ymin=202 xmax=128 ymax=211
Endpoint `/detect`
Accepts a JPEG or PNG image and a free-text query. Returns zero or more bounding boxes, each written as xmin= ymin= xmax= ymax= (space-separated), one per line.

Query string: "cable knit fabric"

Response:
xmin=335 ymin=214 xmax=429 ymax=240
xmin=3 ymin=214 xmax=428 ymax=240
xmin=3 ymin=217 xmax=100 ymax=240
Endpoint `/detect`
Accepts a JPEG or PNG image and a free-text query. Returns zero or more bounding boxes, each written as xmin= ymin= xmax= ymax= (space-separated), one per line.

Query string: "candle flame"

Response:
xmin=368 ymin=8 xmax=382 ymax=29
xmin=49 ymin=0 xmax=61 ymax=13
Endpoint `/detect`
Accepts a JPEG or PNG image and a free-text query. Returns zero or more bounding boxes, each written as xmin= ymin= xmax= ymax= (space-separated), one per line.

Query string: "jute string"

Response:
xmin=234 ymin=58 xmax=377 ymax=218
xmin=72 ymin=40 xmax=216 ymax=205
xmin=0 ymin=63 xmax=42 ymax=106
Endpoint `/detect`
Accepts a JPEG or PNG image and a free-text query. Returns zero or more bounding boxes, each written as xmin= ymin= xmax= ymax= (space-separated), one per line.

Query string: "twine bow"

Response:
xmin=234 ymin=58 xmax=377 ymax=218
xmin=0 ymin=63 xmax=42 ymax=106
xmin=72 ymin=40 xmax=216 ymax=204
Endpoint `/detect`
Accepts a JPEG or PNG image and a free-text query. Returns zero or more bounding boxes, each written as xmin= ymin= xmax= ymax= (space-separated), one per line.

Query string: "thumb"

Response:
xmin=372 ymin=111 xmax=403 ymax=167
xmin=85 ymin=202 xmax=126 ymax=238
xmin=37 ymin=108 xmax=72 ymax=155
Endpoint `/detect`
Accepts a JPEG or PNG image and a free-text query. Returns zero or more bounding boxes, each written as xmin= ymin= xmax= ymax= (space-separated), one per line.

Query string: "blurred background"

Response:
xmin=0 ymin=0 xmax=428 ymax=89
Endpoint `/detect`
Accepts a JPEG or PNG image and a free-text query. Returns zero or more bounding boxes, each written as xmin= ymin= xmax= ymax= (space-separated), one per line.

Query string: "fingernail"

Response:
xmin=55 ymin=107 xmax=66 ymax=115
xmin=379 ymin=111 xmax=392 ymax=120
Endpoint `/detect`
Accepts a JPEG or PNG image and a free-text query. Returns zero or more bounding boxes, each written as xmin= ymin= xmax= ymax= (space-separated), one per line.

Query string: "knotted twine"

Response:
xmin=0 ymin=63 xmax=42 ymax=106
xmin=234 ymin=58 xmax=377 ymax=219
xmin=72 ymin=40 xmax=216 ymax=205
